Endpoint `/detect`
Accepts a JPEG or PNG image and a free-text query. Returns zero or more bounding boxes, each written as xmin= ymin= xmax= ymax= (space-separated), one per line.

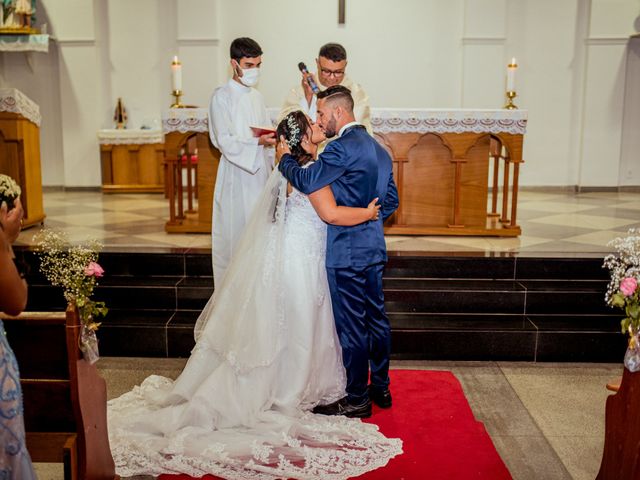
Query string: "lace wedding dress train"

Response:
xmin=107 ymin=169 xmax=402 ymax=479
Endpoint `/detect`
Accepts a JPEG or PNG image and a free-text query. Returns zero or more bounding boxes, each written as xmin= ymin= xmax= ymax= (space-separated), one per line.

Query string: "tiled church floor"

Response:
xmin=16 ymin=189 xmax=640 ymax=254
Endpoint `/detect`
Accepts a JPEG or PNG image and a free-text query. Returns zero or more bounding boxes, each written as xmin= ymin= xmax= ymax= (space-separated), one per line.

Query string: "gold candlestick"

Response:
xmin=171 ymin=89 xmax=185 ymax=108
xmin=504 ymin=91 xmax=518 ymax=110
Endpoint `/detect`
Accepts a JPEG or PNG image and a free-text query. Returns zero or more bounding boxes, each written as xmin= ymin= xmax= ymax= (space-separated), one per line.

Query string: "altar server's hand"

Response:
xmin=367 ymin=197 xmax=381 ymax=221
xmin=275 ymin=135 xmax=291 ymax=163
xmin=258 ymin=132 xmax=276 ymax=146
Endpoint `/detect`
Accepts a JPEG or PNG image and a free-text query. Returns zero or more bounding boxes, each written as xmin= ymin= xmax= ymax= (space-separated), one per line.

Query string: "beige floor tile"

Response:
xmin=90 ymin=199 xmax=167 ymax=212
xmin=486 ymin=235 xmax=553 ymax=251
xmin=33 ymin=463 xmax=63 ymax=479
xmin=491 ymin=435 xmax=573 ymax=480
xmin=56 ymin=211 xmax=154 ymax=227
xmin=518 ymin=201 xmax=600 ymax=213
xmin=564 ymin=230 xmax=630 ymax=247
xmin=133 ymin=232 xmax=205 ymax=248
xmin=498 ymin=364 xmax=619 ymax=438
xmin=529 ymin=213 xmax=638 ymax=230
xmin=615 ymin=200 xmax=640 ymax=211
xmin=545 ymin=435 xmax=605 ymax=480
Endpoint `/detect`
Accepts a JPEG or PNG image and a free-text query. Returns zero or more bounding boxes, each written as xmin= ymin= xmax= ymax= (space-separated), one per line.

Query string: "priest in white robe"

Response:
xmin=208 ymin=37 xmax=275 ymax=286
xmin=280 ymin=43 xmax=371 ymax=134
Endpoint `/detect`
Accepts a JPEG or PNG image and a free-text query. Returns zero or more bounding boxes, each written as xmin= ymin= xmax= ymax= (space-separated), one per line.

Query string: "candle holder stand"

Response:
xmin=504 ymin=91 xmax=518 ymax=110
xmin=171 ymin=90 xmax=185 ymax=109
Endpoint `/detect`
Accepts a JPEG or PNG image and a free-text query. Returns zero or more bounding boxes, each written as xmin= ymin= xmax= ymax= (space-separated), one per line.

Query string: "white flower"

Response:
xmin=286 ymin=114 xmax=301 ymax=147
xmin=0 ymin=174 xmax=21 ymax=202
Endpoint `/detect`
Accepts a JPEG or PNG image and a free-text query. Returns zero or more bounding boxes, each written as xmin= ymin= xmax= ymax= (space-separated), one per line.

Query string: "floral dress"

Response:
xmin=0 ymin=320 xmax=36 ymax=479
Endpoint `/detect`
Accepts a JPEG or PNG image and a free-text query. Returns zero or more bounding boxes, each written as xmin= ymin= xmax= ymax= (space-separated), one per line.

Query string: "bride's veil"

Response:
xmin=193 ymin=168 xmax=288 ymax=373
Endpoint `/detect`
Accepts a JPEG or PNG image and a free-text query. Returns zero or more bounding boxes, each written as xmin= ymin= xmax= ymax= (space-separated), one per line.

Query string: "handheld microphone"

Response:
xmin=298 ymin=62 xmax=320 ymax=94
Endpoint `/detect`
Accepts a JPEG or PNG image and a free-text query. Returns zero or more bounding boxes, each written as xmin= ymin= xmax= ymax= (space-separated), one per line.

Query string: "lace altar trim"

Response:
xmin=0 ymin=88 xmax=41 ymax=126
xmin=371 ymin=108 xmax=527 ymax=135
xmin=162 ymin=108 xmax=209 ymax=133
xmin=97 ymin=129 xmax=164 ymax=145
xmin=266 ymin=107 xmax=527 ymax=134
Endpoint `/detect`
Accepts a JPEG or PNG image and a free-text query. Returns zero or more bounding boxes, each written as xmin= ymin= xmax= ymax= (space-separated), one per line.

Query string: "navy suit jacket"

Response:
xmin=278 ymin=125 xmax=399 ymax=268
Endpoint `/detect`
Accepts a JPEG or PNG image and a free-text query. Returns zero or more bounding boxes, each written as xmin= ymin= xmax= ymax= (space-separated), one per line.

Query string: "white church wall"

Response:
xmin=0 ymin=43 xmax=64 ymax=186
xmin=48 ymin=0 xmax=104 ymax=187
xmin=176 ymin=0 xmax=220 ymax=109
xmin=579 ymin=0 xmax=638 ymax=187
xmin=461 ymin=0 xmax=505 ymax=109
xmin=505 ymin=0 xmax=582 ymax=186
xmin=219 ymin=0 xmax=465 ymax=109
xmin=1 ymin=0 xmax=638 ymax=188
xmin=618 ymin=36 xmax=640 ymax=186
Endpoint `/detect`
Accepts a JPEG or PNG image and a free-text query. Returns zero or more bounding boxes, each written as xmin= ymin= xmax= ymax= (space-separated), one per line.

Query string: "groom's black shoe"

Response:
xmin=313 ymin=397 xmax=372 ymax=418
xmin=368 ymin=386 xmax=392 ymax=409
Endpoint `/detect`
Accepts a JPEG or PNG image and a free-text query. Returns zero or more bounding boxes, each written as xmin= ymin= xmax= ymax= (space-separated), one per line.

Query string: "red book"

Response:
xmin=250 ymin=126 xmax=276 ymax=137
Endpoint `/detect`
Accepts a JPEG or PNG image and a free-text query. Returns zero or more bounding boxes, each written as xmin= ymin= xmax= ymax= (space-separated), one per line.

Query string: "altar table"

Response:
xmin=370 ymin=109 xmax=527 ymax=236
xmin=162 ymin=108 xmax=527 ymax=236
xmin=98 ymin=129 xmax=165 ymax=193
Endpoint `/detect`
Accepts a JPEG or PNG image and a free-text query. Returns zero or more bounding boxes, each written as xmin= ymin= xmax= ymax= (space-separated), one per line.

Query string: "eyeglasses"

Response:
xmin=319 ymin=68 xmax=345 ymax=78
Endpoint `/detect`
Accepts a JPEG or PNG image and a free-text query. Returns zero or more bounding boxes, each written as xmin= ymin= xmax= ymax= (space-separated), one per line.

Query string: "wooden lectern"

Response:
xmin=0 ymin=88 xmax=45 ymax=227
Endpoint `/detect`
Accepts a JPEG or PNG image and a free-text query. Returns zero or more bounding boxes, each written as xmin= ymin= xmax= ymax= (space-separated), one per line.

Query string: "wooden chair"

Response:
xmin=597 ymin=368 xmax=640 ymax=479
xmin=1 ymin=306 xmax=118 ymax=480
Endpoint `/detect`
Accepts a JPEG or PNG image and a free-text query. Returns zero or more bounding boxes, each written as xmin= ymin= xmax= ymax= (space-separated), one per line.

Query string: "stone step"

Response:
xmin=14 ymin=247 xmax=623 ymax=362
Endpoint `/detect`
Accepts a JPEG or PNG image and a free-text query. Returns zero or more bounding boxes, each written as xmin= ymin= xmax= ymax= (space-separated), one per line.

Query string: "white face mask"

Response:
xmin=239 ymin=67 xmax=260 ymax=87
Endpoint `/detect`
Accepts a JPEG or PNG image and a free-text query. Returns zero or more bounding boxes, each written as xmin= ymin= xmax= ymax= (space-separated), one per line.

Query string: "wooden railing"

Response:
xmin=164 ymin=131 xmax=220 ymax=233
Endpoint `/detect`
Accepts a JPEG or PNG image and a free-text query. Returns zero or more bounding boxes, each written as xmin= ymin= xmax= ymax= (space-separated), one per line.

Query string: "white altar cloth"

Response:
xmin=97 ymin=129 xmax=164 ymax=145
xmin=267 ymin=108 xmax=527 ymax=135
xmin=161 ymin=107 xmax=528 ymax=136
xmin=162 ymin=108 xmax=208 ymax=134
xmin=0 ymin=87 xmax=41 ymax=126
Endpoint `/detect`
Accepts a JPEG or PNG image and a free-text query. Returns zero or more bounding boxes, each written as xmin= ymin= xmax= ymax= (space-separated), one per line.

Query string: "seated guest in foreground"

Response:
xmin=0 ymin=198 xmax=36 ymax=479
xmin=280 ymin=42 xmax=372 ymax=134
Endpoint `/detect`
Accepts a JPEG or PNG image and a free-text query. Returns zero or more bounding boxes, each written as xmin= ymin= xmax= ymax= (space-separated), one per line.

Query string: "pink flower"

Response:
xmin=620 ymin=277 xmax=638 ymax=297
xmin=84 ymin=261 xmax=104 ymax=278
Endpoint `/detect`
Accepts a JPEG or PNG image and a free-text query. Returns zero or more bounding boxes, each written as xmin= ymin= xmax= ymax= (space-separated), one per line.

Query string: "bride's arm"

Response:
xmin=308 ymin=186 xmax=379 ymax=226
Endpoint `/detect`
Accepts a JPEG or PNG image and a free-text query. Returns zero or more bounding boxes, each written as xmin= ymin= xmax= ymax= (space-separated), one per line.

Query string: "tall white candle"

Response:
xmin=171 ymin=56 xmax=182 ymax=92
xmin=506 ymin=57 xmax=517 ymax=92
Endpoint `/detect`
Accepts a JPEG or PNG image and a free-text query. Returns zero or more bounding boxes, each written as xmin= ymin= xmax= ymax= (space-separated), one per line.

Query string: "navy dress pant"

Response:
xmin=326 ymin=262 xmax=391 ymax=404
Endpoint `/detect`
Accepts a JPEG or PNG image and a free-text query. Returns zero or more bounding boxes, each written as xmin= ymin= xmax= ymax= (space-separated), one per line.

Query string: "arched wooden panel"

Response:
xmin=459 ymin=135 xmax=491 ymax=227
xmin=403 ymin=133 xmax=455 ymax=227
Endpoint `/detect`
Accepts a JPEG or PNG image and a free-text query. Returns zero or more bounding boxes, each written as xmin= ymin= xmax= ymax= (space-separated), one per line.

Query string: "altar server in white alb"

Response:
xmin=208 ymin=37 xmax=275 ymax=285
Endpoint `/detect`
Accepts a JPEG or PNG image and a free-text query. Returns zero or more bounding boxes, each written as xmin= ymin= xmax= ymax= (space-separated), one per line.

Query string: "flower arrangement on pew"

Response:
xmin=604 ymin=228 xmax=640 ymax=371
xmin=35 ymin=229 xmax=108 ymax=364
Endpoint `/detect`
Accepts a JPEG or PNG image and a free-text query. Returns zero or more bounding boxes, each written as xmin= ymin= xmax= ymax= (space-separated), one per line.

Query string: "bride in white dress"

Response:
xmin=107 ymin=111 xmax=402 ymax=479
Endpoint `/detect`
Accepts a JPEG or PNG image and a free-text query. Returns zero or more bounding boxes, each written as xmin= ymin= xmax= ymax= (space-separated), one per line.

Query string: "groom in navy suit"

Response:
xmin=277 ymin=85 xmax=398 ymax=418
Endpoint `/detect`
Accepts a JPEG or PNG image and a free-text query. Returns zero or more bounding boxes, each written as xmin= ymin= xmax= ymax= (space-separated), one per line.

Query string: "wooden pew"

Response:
xmin=597 ymin=368 xmax=640 ymax=480
xmin=1 ymin=305 xmax=118 ymax=480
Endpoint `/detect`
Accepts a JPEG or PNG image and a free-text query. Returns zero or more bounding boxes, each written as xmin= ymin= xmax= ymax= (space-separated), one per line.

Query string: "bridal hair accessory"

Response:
xmin=286 ymin=114 xmax=301 ymax=147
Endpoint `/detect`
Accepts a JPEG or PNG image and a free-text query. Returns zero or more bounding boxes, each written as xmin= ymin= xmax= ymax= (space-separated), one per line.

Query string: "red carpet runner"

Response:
xmin=159 ymin=369 xmax=512 ymax=480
